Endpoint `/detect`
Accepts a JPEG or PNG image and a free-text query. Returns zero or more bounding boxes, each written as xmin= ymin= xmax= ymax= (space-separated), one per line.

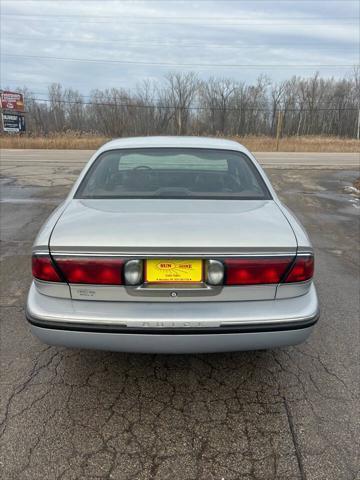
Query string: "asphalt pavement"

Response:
xmin=0 ymin=150 xmax=359 ymax=480
xmin=0 ymin=149 xmax=359 ymax=169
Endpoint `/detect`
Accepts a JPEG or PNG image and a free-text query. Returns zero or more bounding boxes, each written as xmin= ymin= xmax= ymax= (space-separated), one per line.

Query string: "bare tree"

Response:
xmin=164 ymin=72 xmax=199 ymax=135
xmin=199 ymin=78 xmax=236 ymax=135
xmin=16 ymin=73 xmax=360 ymax=139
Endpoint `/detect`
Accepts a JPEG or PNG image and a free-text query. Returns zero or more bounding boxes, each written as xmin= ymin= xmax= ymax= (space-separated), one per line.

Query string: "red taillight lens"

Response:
xmin=54 ymin=257 xmax=125 ymax=285
xmin=224 ymin=257 xmax=293 ymax=285
xmin=32 ymin=255 xmax=62 ymax=282
xmin=284 ymin=255 xmax=314 ymax=283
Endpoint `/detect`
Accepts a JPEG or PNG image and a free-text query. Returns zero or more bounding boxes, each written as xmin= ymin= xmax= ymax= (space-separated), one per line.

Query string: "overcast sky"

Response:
xmin=1 ymin=0 xmax=359 ymax=97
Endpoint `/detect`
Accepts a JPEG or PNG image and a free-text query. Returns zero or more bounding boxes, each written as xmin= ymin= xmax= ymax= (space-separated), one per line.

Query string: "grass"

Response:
xmin=0 ymin=133 xmax=359 ymax=152
xmin=0 ymin=132 xmax=109 ymax=150
xmin=232 ymin=135 xmax=360 ymax=153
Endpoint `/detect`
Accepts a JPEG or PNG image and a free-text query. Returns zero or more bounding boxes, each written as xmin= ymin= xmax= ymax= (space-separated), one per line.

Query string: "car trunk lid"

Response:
xmin=49 ymin=198 xmax=297 ymax=255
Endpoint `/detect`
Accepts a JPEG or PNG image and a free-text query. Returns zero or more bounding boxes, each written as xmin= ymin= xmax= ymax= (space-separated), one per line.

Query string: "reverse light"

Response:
xmin=206 ymin=260 xmax=224 ymax=285
xmin=32 ymin=254 xmax=62 ymax=282
xmin=124 ymin=259 xmax=143 ymax=285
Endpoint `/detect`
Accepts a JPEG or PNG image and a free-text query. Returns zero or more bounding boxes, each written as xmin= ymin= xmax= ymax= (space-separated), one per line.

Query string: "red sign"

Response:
xmin=0 ymin=91 xmax=24 ymax=111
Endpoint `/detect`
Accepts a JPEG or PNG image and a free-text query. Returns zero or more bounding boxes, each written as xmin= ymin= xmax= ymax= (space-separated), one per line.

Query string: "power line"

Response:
xmin=1 ymin=34 xmax=356 ymax=51
xmin=2 ymin=53 xmax=357 ymax=68
xmin=1 ymin=0 xmax=358 ymax=2
xmin=1 ymin=13 xmax=355 ymax=20
xmin=25 ymin=96 xmax=359 ymax=113
xmin=1 ymin=14 xmax=357 ymax=26
xmin=1 ymin=20 xmax=357 ymax=26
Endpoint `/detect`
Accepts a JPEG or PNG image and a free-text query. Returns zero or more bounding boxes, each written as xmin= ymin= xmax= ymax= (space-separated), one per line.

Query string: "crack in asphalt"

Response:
xmin=283 ymin=398 xmax=306 ymax=480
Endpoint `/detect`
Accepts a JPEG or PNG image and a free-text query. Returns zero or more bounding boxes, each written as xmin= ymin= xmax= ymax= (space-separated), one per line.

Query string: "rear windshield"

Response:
xmin=75 ymin=148 xmax=271 ymax=200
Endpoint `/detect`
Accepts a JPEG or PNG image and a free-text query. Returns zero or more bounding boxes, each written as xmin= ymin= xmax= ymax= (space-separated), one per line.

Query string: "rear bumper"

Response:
xmin=26 ymin=282 xmax=319 ymax=353
xmin=30 ymin=325 xmax=315 ymax=353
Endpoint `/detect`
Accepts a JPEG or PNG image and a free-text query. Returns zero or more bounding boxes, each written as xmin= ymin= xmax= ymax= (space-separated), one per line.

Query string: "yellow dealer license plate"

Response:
xmin=146 ymin=259 xmax=203 ymax=283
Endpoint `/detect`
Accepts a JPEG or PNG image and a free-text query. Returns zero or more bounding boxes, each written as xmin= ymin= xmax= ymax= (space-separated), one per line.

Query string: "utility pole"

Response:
xmin=177 ymin=108 xmax=182 ymax=136
xmin=275 ymin=110 xmax=284 ymax=151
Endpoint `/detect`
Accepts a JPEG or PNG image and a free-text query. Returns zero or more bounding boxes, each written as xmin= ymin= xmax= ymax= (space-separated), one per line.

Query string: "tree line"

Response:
xmin=21 ymin=71 xmax=360 ymax=138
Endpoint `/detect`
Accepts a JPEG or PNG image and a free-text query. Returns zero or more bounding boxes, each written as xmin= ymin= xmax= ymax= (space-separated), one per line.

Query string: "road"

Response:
xmin=0 ymin=150 xmax=359 ymax=479
xmin=1 ymin=149 xmax=359 ymax=168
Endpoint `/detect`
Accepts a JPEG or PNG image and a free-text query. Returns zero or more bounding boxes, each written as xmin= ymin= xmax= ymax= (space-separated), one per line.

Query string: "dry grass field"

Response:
xmin=233 ymin=135 xmax=360 ymax=153
xmin=0 ymin=133 xmax=359 ymax=152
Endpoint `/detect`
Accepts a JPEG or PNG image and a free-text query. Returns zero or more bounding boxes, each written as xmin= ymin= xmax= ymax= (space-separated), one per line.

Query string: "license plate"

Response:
xmin=146 ymin=259 xmax=203 ymax=283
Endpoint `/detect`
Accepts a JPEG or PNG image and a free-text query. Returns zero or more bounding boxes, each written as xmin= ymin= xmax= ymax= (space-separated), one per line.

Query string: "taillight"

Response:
xmin=224 ymin=257 xmax=293 ymax=285
xmin=223 ymin=255 xmax=314 ymax=285
xmin=283 ymin=255 xmax=314 ymax=283
xmin=32 ymin=254 xmax=62 ymax=282
xmin=54 ymin=257 xmax=125 ymax=285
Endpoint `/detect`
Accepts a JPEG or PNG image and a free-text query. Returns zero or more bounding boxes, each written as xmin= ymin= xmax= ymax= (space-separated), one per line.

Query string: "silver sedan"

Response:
xmin=26 ymin=136 xmax=319 ymax=353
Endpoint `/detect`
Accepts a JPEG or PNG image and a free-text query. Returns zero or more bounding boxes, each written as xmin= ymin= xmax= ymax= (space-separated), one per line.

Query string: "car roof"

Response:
xmin=97 ymin=136 xmax=251 ymax=154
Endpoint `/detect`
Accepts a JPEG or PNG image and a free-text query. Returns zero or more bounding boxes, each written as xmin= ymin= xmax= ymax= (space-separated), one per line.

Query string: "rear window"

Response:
xmin=75 ymin=148 xmax=271 ymax=200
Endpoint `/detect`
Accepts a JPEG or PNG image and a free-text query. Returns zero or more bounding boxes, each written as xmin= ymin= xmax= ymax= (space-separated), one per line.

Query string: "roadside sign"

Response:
xmin=0 ymin=91 xmax=25 ymax=111
xmin=1 ymin=112 xmax=26 ymax=133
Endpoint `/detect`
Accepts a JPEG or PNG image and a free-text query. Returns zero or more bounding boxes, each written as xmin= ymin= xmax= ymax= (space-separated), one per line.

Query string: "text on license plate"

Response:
xmin=146 ymin=259 xmax=203 ymax=283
